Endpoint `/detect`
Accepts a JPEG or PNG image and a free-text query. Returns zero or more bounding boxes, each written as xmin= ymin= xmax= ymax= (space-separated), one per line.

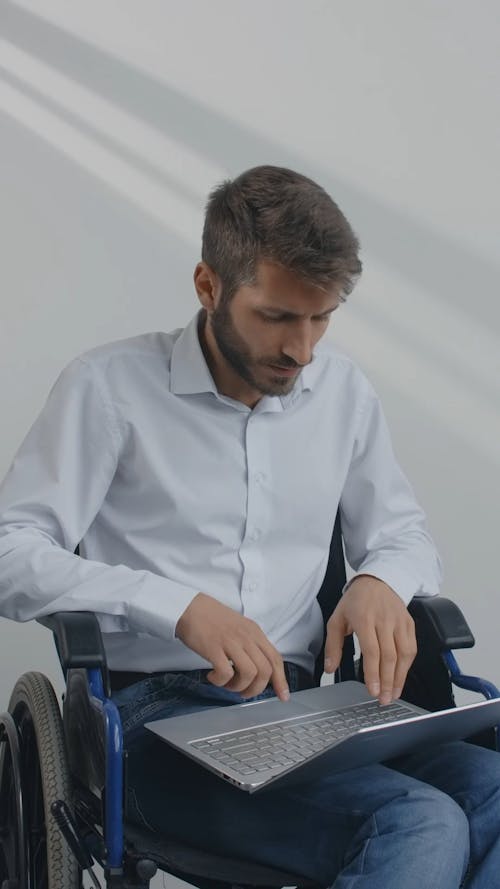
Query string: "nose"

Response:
xmin=281 ymin=322 xmax=314 ymax=367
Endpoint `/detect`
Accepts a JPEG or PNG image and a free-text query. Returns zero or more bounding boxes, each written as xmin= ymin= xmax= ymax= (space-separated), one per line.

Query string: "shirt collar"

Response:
xmin=169 ymin=310 xmax=219 ymax=398
xmin=169 ymin=309 xmax=322 ymax=411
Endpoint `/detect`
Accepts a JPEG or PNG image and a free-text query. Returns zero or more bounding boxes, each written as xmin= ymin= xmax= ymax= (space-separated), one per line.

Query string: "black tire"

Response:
xmin=0 ymin=711 xmax=26 ymax=889
xmin=3 ymin=672 xmax=79 ymax=889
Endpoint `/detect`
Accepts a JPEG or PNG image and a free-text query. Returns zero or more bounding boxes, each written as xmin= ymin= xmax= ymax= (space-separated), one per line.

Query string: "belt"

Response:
xmin=109 ymin=661 xmax=313 ymax=694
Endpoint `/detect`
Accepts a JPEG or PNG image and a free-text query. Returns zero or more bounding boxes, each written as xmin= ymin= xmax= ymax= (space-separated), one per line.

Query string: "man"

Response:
xmin=1 ymin=165 xmax=500 ymax=887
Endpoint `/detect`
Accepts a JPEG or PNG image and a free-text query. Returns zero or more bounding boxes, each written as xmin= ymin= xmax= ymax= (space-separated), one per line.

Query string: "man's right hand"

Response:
xmin=175 ymin=592 xmax=290 ymax=702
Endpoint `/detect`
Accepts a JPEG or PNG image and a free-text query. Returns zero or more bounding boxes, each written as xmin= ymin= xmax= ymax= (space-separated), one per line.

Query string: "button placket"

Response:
xmin=239 ymin=416 xmax=272 ymax=605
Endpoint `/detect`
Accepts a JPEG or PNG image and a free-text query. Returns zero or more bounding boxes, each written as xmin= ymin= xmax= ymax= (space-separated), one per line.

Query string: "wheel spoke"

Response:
xmin=19 ymin=717 xmax=48 ymax=889
xmin=0 ymin=749 xmax=21 ymax=885
xmin=32 ymin=833 xmax=48 ymax=889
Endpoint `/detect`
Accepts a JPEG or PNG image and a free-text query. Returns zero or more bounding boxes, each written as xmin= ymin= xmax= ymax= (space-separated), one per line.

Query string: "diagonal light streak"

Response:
xmin=0 ymin=38 xmax=227 ymax=203
xmin=0 ymin=75 xmax=203 ymax=247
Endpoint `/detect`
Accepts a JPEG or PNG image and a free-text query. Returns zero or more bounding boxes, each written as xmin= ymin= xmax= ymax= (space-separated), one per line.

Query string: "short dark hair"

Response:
xmin=202 ymin=165 xmax=362 ymax=303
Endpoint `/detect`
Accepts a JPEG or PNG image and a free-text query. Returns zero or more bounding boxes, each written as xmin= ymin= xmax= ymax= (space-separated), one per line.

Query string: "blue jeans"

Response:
xmin=113 ymin=668 xmax=500 ymax=888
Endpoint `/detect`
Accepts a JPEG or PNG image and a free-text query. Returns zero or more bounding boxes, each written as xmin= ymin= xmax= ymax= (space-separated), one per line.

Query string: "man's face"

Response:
xmin=206 ymin=261 xmax=342 ymax=403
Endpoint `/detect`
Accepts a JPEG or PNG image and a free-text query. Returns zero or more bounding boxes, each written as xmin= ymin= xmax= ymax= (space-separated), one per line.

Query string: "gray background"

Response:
xmin=0 ymin=3 xmax=499 ymax=884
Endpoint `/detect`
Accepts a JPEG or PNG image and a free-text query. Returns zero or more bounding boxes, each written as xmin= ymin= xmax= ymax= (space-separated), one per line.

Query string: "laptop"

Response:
xmin=146 ymin=679 xmax=500 ymax=794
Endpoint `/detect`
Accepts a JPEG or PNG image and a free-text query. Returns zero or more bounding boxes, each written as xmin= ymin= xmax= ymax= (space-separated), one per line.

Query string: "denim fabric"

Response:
xmin=113 ymin=672 xmax=500 ymax=888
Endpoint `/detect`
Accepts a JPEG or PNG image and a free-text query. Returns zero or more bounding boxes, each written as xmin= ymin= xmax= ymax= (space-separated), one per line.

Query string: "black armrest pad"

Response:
xmin=37 ymin=611 xmax=108 ymax=670
xmin=408 ymin=596 xmax=475 ymax=650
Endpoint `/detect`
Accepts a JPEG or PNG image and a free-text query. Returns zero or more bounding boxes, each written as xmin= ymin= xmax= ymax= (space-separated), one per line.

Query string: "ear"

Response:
xmin=193 ymin=262 xmax=220 ymax=313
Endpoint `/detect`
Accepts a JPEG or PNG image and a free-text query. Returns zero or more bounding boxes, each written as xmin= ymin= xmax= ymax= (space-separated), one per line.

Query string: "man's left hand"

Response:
xmin=323 ymin=575 xmax=417 ymax=705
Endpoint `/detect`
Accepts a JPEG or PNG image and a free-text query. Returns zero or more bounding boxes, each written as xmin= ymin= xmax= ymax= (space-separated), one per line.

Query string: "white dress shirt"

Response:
xmin=0 ymin=310 xmax=441 ymax=674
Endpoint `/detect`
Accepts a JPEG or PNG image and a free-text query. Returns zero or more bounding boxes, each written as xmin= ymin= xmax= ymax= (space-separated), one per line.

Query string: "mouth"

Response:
xmin=268 ymin=364 xmax=299 ymax=377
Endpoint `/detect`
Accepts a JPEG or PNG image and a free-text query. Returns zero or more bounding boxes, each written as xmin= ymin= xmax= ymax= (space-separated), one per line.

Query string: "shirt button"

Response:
xmin=249 ymin=528 xmax=261 ymax=541
xmin=248 ymin=582 xmax=258 ymax=592
xmin=255 ymin=472 xmax=266 ymax=484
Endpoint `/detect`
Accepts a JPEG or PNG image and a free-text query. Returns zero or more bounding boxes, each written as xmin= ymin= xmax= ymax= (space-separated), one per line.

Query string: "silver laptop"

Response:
xmin=145 ymin=680 xmax=500 ymax=794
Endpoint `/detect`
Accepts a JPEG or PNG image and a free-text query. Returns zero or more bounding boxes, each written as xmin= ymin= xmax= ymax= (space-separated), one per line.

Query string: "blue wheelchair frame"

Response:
xmin=86 ymin=668 xmax=124 ymax=871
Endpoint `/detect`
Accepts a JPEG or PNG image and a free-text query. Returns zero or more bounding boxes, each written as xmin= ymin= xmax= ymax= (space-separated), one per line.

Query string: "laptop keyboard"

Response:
xmin=190 ymin=699 xmax=415 ymax=777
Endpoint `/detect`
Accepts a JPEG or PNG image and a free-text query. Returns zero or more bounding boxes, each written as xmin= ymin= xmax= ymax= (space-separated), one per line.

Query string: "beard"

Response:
xmin=209 ymin=301 xmax=300 ymax=397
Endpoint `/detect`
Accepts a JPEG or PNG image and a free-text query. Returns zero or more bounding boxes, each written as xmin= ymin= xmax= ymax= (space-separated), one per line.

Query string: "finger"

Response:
xmin=220 ymin=646 xmax=260 ymax=693
xmin=228 ymin=643 xmax=274 ymax=699
xmin=206 ymin=650 xmax=236 ymax=687
xmin=324 ymin=613 xmax=347 ymax=673
xmin=256 ymin=639 xmax=289 ymax=702
xmin=376 ymin=626 xmax=398 ymax=705
xmin=357 ymin=627 xmax=381 ymax=699
xmin=392 ymin=619 xmax=418 ymax=699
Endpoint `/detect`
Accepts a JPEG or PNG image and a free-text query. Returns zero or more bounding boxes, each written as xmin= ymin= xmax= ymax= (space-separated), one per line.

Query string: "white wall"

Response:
xmin=0 ymin=0 xmax=499 ymax=865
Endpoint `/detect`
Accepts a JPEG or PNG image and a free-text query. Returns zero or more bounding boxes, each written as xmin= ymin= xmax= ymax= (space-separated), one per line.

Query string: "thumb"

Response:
xmin=324 ymin=613 xmax=347 ymax=674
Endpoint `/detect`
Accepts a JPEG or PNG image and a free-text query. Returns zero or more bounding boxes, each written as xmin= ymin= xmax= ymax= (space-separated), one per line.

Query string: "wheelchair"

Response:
xmin=1 ymin=512 xmax=499 ymax=889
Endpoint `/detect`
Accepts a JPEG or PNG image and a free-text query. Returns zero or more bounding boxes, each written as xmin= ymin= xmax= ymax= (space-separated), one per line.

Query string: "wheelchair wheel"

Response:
xmin=0 ymin=672 xmax=79 ymax=889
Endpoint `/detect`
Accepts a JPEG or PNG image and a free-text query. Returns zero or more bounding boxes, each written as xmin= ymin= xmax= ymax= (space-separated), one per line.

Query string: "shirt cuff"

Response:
xmin=127 ymin=575 xmax=200 ymax=640
xmin=341 ymin=562 xmax=439 ymax=607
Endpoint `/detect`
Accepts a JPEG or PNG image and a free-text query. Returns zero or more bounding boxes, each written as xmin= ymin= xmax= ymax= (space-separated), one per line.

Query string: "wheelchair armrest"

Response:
xmin=37 ymin=611 xmax=110 ymax=695
xmin=408 ymin=596 xmax=475 ymax=650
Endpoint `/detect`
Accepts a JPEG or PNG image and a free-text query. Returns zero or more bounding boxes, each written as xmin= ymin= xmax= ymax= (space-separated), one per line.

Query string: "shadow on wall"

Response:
xmin=0 ymin=1 xmax=499 ymax=467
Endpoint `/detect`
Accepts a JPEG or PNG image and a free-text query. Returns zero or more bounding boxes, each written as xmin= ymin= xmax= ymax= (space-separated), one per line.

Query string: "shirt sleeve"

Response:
xmin=340 ymin=381 xmax=442 ymax=605
xmin=0 ymin=358 xmax=200 ymax=639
